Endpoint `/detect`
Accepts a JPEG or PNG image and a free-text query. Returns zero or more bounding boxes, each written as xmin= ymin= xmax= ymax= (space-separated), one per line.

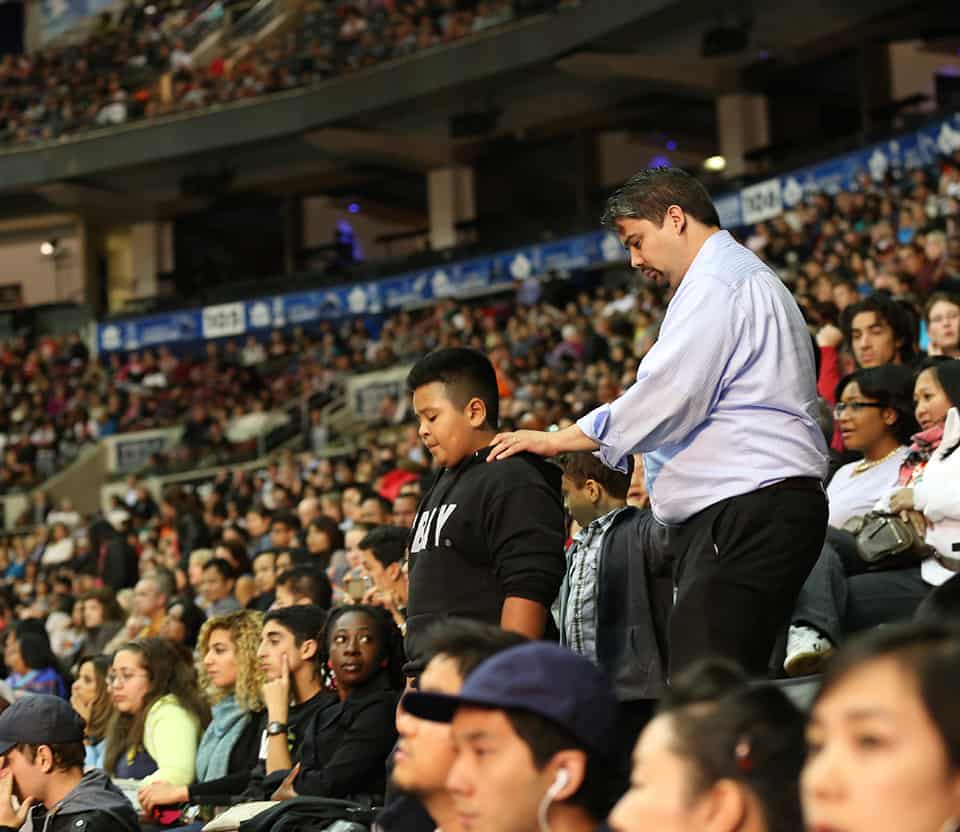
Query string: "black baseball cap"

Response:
xmin=402 ymin=642 xmax=618 ymax=753
xmin=0 ymin=695 xmax=85 ymax=755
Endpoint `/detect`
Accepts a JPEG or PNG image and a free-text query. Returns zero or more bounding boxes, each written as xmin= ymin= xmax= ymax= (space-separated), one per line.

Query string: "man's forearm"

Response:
xmin=552 ymin=424 xmax=600 ymax=454
xmin=501 ymin=597 xmax=548 ymax=640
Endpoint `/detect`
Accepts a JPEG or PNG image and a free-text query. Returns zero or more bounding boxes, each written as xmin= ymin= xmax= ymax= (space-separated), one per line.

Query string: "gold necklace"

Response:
xmin=852 ymin=446 xmax=901 ymax=475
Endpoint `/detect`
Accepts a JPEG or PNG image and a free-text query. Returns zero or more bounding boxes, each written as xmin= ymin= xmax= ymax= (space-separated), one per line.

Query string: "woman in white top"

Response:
xmin=784 ymin=365 xmax=918 ymax=676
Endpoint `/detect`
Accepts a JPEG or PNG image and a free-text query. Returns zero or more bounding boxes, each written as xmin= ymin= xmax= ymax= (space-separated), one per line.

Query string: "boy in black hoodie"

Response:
xmin=404 ymin=348 xmax=566 ymax=672
xmin=0 ymin=695 xmax=140 ymax=832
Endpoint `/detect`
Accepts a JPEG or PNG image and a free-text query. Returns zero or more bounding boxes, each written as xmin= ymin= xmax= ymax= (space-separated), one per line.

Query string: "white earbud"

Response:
xmin=538 ymin=768 xmax=570 ymax=832
xmin=548 ymin=767 xmax=569 ymax=799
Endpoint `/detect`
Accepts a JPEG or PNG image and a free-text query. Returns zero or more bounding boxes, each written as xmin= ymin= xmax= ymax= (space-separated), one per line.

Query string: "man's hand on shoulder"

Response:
xmin=487 ymin=424 xmax=597 ymax=462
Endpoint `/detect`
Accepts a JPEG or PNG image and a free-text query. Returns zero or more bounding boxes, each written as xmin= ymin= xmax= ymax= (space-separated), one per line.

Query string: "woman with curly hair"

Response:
xmin=103 ymin=638 xmax=210 ymax=789
xmin=139 ymin=610 xmax=266 ymax=813
xmin=70 ymin=654 xmax=114 ymax=769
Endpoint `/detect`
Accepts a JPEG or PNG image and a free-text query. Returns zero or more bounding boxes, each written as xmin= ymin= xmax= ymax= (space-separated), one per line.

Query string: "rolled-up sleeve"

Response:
xmin=577 ymin=279 xmax=747 ymax=471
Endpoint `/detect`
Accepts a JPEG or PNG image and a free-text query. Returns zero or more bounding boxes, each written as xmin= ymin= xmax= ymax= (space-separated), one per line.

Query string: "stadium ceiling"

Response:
xmin=0 ymin=0 xmax=949 ymax=222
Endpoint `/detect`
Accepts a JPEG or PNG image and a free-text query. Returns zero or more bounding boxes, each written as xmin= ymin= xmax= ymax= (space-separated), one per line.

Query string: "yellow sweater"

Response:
xmin=139 ymin=694 xmax=202 ymax=786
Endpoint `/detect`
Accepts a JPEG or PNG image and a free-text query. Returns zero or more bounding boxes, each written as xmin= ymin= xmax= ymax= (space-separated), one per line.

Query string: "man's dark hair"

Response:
xmin=248 ymin=503 xmax=272 ymax=520
xmin=253 ymin=549 xmax=277 ymax=565
xmin=841 ymin=294 xmax=918 ymax=364
xmin=271 ymin=511 xmax=301 ymax=532
xmin=203 ymin=557 xmax=236 ymax=582
xmin=558 ymin=452 xmax=632 ymax=501
xmin=362 ymin=493 xmax=393 ymax=519
xmin=16 ymin=741 xmax=86 ymax=772
xmin=506 ymin=710 xmax=625 ymax=822
xmin=406 ymin=348 xmax=500 ymax=430
xmin=263 ymin=603 xmax=327 ymax=647
xmin=276 ymin=566 xmax=333 ymax=610
xmin=601 ymin=167 xmax=721 ymax=230
xmin=421 ymin=619 xmax=527 ymax=680
xmin=358 ymin=526 xmax=408 ymax=568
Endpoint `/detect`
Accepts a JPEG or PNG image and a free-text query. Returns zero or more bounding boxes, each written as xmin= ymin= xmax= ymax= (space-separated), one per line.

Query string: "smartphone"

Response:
xmin=345 ymin=575 xmax=370 ymax=602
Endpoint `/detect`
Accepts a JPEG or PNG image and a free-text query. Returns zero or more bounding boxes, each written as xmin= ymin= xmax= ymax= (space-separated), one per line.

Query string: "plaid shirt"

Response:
xmin=556 ymin=506 xmax=628 ymax=661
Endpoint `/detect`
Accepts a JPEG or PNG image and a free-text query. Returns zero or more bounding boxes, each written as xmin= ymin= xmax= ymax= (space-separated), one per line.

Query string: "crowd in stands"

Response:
xmin=0 ymin=142 xmax=959 ymax=831
xmin=0 ymin=0 xmax=576 ymax=146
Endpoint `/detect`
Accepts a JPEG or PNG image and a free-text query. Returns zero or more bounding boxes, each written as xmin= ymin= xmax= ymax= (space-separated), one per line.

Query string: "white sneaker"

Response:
xmin=784 ymin=625 xmax=834 ymax=677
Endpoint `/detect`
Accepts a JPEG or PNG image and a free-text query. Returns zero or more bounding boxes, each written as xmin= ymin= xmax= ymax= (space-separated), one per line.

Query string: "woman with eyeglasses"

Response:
xmin=784 ymin=365 xmax=918 ymax=676
xmin=103 ymin=638 xmax=209 ymax=799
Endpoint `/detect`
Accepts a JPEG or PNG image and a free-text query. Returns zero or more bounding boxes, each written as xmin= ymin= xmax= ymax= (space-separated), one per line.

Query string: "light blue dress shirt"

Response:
xmin=577 ymin=230 xmax=828 ymax=525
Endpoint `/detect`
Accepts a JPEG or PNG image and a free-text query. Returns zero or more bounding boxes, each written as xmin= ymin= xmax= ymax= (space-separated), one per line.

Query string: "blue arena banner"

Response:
xmin=97 ymin=229 xmax=628 ymax=353
xmin=719 ymin=111 xmax=960 ymax=227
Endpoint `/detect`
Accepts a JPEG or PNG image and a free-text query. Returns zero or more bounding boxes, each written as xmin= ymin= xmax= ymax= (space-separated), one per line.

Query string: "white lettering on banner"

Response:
xmin=740 ymin=179 xmax=783 ymax=224
xmin=202 ymin=302 xmax=246 ymax=338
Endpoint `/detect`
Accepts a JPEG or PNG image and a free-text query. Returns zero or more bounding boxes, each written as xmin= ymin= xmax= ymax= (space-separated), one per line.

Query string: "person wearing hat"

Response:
xmin=403 ymin=642 xmax=628 ymax=832
xmin=0 ymin=695 xmax=140 ymax=832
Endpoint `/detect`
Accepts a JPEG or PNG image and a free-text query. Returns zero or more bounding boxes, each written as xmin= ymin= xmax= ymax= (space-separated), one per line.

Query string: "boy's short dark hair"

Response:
xmin=421 ymin=619 xmax=527 ymax=680
xmin=558 ymin=452 xmax=632 ymax=501
xmin=16 ymin=741 xmax=86 ymax=772
xmin=263 ymin=603 xmax=326 ymax=646
xmin=276 ymin=566 xmax=333 ymax=610
xmin=271 ymin=511 xmax=301 ymax=531
xmin=358 ymin=526 xmax=409 ymax=568
xmin=406 ymin=348 xmax=500 ymax=430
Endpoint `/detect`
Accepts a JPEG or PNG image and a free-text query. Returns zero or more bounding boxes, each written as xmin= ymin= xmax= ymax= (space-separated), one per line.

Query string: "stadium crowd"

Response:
xmin=0 ymin=146 xmax=959 ymax=831
xmin=0 ymin=0 xmax=574 ymax=146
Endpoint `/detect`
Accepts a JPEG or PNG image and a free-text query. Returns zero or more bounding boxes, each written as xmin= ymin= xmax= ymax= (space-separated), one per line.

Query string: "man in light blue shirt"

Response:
xmin=489 ymin=167 xmax=829 ymax=676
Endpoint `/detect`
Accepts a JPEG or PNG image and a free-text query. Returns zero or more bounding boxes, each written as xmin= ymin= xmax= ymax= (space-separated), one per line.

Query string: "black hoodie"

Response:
xmin=405 ymin=448 xmax=565 ymax=670
xmin=0 ymin=769 xmax=141 ymax=832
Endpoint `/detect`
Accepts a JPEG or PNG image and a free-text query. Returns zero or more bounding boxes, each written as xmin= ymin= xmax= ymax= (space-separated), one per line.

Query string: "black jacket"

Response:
xmin=596 ymin=507 xmax=674 ymax=701
xmin=294 ymin=671 xmax=399 ymax=800
xmin=405 ymin=448 xmax=565 ymax=670
xmin=0 ymin=769 xmax=140 ymax=832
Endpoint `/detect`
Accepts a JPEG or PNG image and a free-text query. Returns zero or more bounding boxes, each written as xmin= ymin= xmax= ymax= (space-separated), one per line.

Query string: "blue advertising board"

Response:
xmin=97 ymin=228 xmax=628 ymax=353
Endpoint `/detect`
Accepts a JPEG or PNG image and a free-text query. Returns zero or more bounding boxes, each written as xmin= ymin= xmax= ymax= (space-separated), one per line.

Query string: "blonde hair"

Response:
xmin=196 ymin=609 xmax=265 ymax=713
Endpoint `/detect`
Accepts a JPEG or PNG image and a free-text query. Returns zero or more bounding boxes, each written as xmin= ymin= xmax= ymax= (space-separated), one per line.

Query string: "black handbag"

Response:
xmin=843 ymin=512 xmax=931 ymax=570
xmin=239 ymin=797 xmax=376 ymax=832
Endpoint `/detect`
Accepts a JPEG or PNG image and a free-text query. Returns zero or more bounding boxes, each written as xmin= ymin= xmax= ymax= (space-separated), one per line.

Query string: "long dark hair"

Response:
xmin=103 ymin=638 xmax=211 ymax=775
xmin=78 ymin=654 xmax=113 ymax=743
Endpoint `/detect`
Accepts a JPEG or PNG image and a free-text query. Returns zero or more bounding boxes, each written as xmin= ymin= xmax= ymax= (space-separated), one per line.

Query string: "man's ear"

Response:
xmin=665 ymin=204 xmax=687 ymax=235
xmin=465 ymin=397 xmax=488 ymax=429
xmin=385 ymin=562 xmax=401 ymax=584
xmin=300 ymin=637 xmax=319 ymax=663
xmin=36 ymin=745 xmax=55 ymax=774
xmin=546 ymin=750 xmax=588 ymax=802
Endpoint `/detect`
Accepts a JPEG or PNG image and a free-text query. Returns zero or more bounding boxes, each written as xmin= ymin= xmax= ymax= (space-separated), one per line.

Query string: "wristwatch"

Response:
xmin=267 ymin=721 xmax=288 ymax=737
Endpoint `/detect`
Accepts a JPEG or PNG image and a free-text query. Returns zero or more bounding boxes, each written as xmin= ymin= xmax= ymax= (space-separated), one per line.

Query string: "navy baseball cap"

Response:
xmin=0 ymin=695 xmax=85 ymax=755
xmin=402 ymin=642 xmax=619 ymax=753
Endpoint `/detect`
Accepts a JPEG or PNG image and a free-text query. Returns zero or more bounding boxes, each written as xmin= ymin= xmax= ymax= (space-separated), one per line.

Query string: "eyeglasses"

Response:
xmin=107 ymin=670 xmax=148 ymax=687
xmin=833 ymin=402 xmax=885 ymax=417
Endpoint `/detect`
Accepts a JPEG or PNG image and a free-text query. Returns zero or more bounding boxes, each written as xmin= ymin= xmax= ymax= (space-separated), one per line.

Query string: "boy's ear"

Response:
xmin=465 ymin=396 xmax=488 ymax=428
